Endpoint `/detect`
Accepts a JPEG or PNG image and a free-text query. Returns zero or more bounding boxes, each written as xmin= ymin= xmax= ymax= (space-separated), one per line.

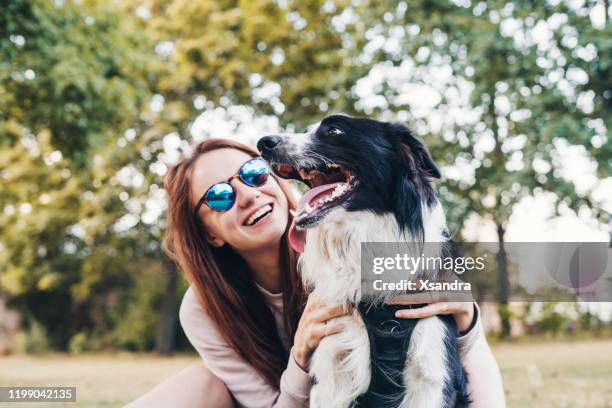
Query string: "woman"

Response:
xmin=127 ymin=139 xmax=505 ymax=408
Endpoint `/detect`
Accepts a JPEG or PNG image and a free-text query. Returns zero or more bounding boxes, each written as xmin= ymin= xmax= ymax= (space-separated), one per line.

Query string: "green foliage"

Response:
xmin=0 ymin=0 xmax=161 ymax=351
xmin=537 ymin=303 xmax=570 ymax=336
xmin=112 ymin=264 xmax=167 ymax=351
xmin=360 ymin=0 xmax=610 ymax=337
xmin=0 ymin=0 xmax=609 ymax=352
xmin=13 ymin=320 xmax=49 ymax=354
xmin=68 ymin=332 xmax=89 ymax=354
xmin=0 ymin=0 xmax=152 ymax=162
xmin=140 ymin=0 xmax=371 ymax=132
xmin=362 ymin=0 xmax=610 ymax=235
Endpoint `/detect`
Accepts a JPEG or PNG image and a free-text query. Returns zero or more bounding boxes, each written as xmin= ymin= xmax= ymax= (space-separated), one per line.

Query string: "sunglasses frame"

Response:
xmin=194 ymin=157 xmax=270 ymax=214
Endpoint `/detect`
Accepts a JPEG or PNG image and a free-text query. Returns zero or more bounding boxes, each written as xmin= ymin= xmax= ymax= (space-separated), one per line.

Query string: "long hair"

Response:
xmin=163 ymin=139 xmax=306 ymax=388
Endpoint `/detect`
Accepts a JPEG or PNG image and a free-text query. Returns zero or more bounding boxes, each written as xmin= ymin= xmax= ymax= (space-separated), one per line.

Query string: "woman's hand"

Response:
xmin=386 ymin=298 xmax=476 ymax=333
xmin=292 ymin=293 xmax=351 ymax=370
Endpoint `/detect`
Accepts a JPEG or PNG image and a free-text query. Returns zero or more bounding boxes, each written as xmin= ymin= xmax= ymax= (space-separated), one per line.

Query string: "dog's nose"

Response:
xmin=257 ymin=135 xmax=282 ymax=155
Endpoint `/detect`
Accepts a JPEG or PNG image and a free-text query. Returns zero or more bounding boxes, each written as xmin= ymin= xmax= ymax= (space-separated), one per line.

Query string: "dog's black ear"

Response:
xmin=391 ymin=123 xmax=441 ymax=179
xmin=389 ymin=122 xmax=440 ymax=241
xmin=394 ymin=176 xmax=426 ymax=241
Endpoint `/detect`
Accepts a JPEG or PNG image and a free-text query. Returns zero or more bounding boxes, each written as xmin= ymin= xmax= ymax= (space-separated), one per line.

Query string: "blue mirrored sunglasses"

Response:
xmin=194 ymin=157 xmax=270 ymax=213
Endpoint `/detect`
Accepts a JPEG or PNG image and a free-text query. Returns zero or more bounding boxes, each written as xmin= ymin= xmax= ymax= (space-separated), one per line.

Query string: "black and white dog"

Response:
xmin=258 ymin=115 xmax=469 ymax=408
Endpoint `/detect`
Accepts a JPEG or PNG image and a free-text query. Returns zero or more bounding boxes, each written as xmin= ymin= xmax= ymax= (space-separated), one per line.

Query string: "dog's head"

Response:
xmin=257 ymin=114 xmax=441 ymax=251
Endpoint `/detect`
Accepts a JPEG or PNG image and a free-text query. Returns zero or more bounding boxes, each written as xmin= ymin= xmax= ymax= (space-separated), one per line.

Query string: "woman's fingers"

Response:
xmin=323 ymin=322 xmax=345 ymax=337
xmin=386 ymin=291 xmax=472 ymax=305
xmin=304 ymin=293 xmax=352 ymax=321
xmin=394 ymin=301 xmax=476 ymax=332
xmin=303 ymin=292 xmax=321 ymax=312
xmin=310 ymin=304 xmax=351 ymax=323
xmin=293 ymin=294 xmax=352 ymax=369
xmin=310 ymin=322 xmax=345 ymax=343
xmin=385 ymin=291 xmax=439 ymax=305
xmin=386 ymin=299 xmax=427 ymax=305
xmin=394 ymin=302 xmax=449 ymax=319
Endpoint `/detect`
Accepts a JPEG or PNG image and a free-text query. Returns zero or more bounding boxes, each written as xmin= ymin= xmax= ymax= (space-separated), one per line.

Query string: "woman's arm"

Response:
xmin=390 ymin=301 xmax=506 ymax=407
xmin=180 ymin=287 xmax=310 ymax=408
xmin=456 ymin=305 xmax=506 ymax=408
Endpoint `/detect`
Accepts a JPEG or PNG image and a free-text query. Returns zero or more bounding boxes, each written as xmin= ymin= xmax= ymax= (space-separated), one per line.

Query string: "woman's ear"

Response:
xmin=206 ymin=233 xmax=226 ymax=247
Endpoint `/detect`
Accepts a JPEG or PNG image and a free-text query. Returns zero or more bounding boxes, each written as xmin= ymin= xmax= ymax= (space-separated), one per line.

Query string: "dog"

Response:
xmin=258 ymin=114 xmax=469 ymax=408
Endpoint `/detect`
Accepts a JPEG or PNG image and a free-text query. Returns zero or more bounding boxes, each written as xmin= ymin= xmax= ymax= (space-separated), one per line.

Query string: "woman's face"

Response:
xmin=190 ymin=148 xmax=289 ymax=252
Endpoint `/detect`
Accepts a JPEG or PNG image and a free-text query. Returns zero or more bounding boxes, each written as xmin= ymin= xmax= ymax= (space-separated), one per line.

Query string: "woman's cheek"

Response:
xmin=272 ymin=194 xmax=288 ymax=227
xmin=225 ymin=218 xmax=248 ymax=249
xmin=272 ymin=183 xmax=288 ymax=212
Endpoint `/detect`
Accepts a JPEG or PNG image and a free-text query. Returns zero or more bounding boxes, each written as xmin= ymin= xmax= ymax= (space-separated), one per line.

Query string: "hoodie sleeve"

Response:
xmin=457 ymin=303 xmax=506 ymax=408
xmin=179 ymin=287 xmax=311 ymax=408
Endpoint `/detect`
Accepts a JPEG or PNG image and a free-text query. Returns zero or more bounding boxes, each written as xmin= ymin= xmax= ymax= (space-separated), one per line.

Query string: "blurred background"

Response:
xmin=0 ymin=0 xmax=611 ymax=406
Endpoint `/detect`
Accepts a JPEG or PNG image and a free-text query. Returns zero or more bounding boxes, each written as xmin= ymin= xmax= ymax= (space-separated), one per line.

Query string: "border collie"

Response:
xmin=257 ymin=114 xmax=469 ymax=408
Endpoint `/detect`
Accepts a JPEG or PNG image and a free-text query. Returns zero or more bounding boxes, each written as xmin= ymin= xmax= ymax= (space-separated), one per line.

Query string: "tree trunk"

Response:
xmin=488 ymin=91 xmax=512 ymax=339
xmin=496 ymin=222 xmax=511 ymax=339
xmin=155 ymin=258 xmax=178 ymax=355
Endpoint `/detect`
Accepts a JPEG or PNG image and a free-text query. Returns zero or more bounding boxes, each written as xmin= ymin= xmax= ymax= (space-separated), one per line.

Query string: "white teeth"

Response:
xmin=292 ymin=171 xmax=356 ymax=221
xmin=326 ymin=163 xmax=340 ymax=168
xmin=298 ymin=168 xmax=327 ymax=180
xmin=298 ymin=168 xmax=318 ymax=180
xmin=330 ymin=183 xmax=347 ymax=199
xmin=246 ymin=204 xmax=272 ymax=226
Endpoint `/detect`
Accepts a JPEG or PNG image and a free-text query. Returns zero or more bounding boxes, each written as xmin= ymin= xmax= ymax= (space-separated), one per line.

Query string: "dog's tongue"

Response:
xmin=288 ymin=182 xmax=343 ymax=253
xmin=288 ymin=221 xmax=305 ymax=253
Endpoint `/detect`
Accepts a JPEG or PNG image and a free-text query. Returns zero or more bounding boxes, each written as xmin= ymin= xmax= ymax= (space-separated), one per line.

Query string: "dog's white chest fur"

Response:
xmin=298 ymin=205 xmax=452 ymax=408
xmin=299 ymin=205 xmax=447 ymax=305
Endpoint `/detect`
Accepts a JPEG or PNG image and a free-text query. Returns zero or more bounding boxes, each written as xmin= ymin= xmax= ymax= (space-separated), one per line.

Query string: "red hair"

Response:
xmin=163 ymin=139 xmax=305 ymax=388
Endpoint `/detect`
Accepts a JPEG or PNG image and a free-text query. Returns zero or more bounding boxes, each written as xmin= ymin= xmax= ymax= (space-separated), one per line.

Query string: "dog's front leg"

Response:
xmin=309 ymin=311 xmax=371 ymax=408
xmin=400 ymin=316 xmax=451 ymax=408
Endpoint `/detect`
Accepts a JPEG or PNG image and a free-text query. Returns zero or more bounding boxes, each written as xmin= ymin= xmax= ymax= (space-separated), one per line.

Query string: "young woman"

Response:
xmin=127 ymin=139 xmax=505 ymax=408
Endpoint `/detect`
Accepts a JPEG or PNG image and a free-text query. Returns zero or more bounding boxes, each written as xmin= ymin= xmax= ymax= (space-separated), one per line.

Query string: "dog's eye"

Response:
xmin=327 ymin=127 xmax=344 ymax=136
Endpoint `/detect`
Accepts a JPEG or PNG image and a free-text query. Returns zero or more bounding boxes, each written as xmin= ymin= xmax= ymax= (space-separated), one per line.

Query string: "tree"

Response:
xmin=132 ymin=0 xmax=373 ymax=134
xmin=357 ymin=0 xmax=610 ymax=337
xmin=0 ymin=0 xmax=158 ymax=349
xmin=2 ymin=0 xmax=608 ymax=351
xmin=125 ymin=0 xmax=377 ymax=352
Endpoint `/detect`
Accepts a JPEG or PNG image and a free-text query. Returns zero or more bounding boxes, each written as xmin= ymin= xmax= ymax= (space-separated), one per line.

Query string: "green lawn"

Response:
xmin=1 ymin=339 xmax=611 ymax=407
xmin=494 ymin=338 xmax=612 ymax=408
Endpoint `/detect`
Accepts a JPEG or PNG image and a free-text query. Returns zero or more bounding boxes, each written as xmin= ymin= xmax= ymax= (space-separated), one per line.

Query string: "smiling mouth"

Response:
xmin=244 ymin=203 xmax=274 ymax=226
xmin=269 ymin=161 xmax=357 ymax=228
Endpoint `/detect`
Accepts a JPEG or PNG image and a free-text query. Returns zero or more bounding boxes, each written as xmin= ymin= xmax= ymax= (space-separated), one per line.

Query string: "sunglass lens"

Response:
xmin=241 ymin=158 xmax=270 ymax=187
xmin=205 ymin=183 xmax=235 ymax=211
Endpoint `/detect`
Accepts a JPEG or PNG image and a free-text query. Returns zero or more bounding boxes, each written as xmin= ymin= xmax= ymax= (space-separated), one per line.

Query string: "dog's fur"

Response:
xmin=258 ymin=115 xmax=469 ymax=408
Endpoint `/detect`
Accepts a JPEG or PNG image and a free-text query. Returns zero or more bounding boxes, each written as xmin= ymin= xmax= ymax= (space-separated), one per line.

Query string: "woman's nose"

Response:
xmin=231 ymin=179 xmax=260 ymax=208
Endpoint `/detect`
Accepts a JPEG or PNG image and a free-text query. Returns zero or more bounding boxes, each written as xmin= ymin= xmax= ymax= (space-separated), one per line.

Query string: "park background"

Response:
xmin=1 ymin=0 xmax=611 ymax=406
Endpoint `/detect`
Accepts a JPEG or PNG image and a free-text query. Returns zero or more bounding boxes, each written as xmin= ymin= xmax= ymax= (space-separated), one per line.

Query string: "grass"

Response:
xmin=1 ymin=339 xmax=611 ymax=407
xmin=0 ymin=353 xmax=199 ymax=408
xmin=494 ymin=338 xmax=612 ymax=408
